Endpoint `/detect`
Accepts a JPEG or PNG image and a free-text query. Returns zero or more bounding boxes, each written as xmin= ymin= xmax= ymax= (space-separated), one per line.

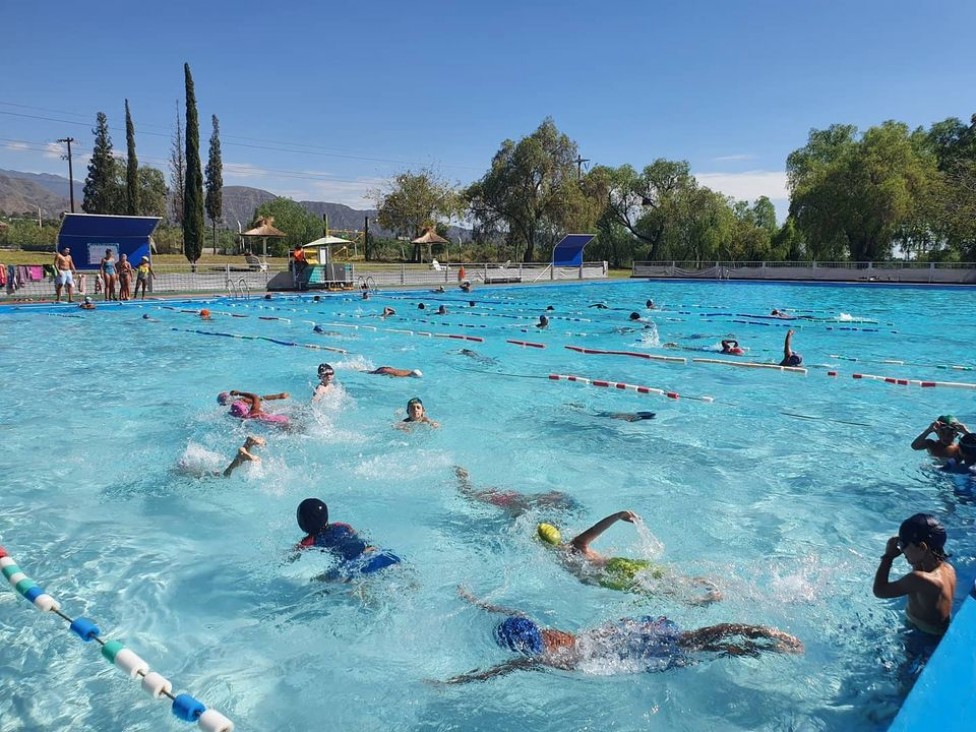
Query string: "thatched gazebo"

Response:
xmin=411 ymin=228 xmax=449 ymax=263
xmin=242 ymin=217 xmax=286 ymax=257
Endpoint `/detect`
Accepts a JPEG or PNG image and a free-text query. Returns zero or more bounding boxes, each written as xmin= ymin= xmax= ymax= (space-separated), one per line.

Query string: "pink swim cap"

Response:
xmin=230 ymin=401 xmax=250 ymax=418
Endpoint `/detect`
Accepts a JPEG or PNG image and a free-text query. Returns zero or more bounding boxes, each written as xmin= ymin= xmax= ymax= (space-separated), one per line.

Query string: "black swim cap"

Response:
xmin=318 ymin=363 xmax=334 ymax=376
xmin=418 ymin=303 xmax=426 ymax=310
xmin=960 ymin=433 xmax=976 ymax=458
xmin=629 ymin=312 xmax=641 ymax=320
xmin=899 ymin=513 xmax=947 ymax=554
xmin=313 ymin=325 xmax=324 ymax=333
xmin=297 ymin=498 xmax=329 ymax=535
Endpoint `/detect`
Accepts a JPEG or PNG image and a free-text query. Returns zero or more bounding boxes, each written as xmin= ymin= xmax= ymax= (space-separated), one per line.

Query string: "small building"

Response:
xmin=57 ymin=213 xmax=160 ymax=269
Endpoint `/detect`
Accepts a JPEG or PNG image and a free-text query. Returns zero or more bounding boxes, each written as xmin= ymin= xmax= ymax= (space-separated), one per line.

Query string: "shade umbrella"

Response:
xmin=242 ymin=217 xmax=286 ymax=257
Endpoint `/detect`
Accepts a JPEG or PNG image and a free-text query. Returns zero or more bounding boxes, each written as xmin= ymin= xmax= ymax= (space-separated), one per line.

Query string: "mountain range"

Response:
xmin=0 ymin=168 xmax=456 ymax=238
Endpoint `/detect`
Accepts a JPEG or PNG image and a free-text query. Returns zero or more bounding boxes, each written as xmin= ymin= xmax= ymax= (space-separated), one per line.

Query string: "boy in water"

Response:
xmin=444 ymin=587 xmax=802 ymax=682
xmin=312 ymin=363 xmax=336 ymax=401
xmin=911 ymin=414 xmax=969 ymax=463
xmin=873 ymin=513 xmax=956 ymax=637
xmin=453 ymin=466 xmax=578 ymax=518
xmin=779 ymin=329 xmax=802 ymax=366
xmin=294 ymin=498 xmax=400 ymax=579
xmin=398 ymin=397 xmax=439 ymax=428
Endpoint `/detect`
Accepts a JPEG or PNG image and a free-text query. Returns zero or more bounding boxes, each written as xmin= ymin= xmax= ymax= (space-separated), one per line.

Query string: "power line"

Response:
xmin=56 ymin=137 xmax=75 ymax=212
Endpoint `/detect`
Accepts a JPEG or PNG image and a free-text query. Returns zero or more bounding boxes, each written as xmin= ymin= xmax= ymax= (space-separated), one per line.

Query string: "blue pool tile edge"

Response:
xmin=888 ymin=590 xmax=976 ymax=731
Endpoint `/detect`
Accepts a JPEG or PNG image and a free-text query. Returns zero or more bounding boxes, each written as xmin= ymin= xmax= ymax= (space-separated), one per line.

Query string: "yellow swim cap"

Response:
xmin=537 ymin=523 xmax=562 ymax=546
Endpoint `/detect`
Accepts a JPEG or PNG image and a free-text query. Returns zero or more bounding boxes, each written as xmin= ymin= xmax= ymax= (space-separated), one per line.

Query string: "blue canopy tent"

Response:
xmin=57 ymin=213 xmax=160 ymax=270
xmin=551 ymin=234 xmax=595 ymax=267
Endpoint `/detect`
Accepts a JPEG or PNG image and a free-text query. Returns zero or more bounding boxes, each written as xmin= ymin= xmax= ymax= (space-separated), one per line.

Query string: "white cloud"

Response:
xmin=43 ymin=142 xmax=63 ymax=159
xmin=5 ymin=141 xmax=29 ymax=152
xmin=694 ymin=170 xmax=788 ymax=204
xmin=712 ymin=154 xmax=756 ymax=162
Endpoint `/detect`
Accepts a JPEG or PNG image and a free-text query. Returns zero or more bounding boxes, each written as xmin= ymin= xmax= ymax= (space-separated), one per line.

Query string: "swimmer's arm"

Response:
xmin=262 ymin=392 xmax=289 ymax=401
xmin=457 ymin=586 xmax=527 ymax=617
xmin=783 ymin=329 xmax=795 ymax=359
xmin=570 ymin=510 xmax=638 ymax=552
xmin=911 ymin=423 xmax=941 ymax=450
xmin=872 ymin=539 xmax=926 ymax=599
xmin=442 ymin=658 xmax=541 ymax=684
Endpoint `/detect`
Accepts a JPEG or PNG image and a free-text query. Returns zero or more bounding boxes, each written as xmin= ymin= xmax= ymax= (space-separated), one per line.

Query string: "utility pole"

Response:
xmin=57 ymin=137 xmax=76 ymax=212
xmin=574 ymin=154 xmax=590 ymax=181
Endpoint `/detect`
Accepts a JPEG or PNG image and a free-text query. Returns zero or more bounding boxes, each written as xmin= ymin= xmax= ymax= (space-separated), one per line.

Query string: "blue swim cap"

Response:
xmin=495 ymin=617 xmax=543 ymax=655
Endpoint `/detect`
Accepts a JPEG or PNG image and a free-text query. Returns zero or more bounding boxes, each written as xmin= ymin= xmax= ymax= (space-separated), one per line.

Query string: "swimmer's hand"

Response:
xmin=618 ymin=510 xmax=639 ymax=523
xmin=243 ymin=435 xmax=266 ymax=450
xmin=883 ymin=536 xmax=902 ymax=559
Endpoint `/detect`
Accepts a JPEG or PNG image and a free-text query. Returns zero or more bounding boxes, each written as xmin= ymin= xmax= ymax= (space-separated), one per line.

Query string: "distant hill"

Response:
xmin=0 ymin=169 xmax=469 ymax=240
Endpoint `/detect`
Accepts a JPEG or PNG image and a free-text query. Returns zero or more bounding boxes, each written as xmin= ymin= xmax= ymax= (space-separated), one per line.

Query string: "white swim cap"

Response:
xmin=410 ymin=369 xmax=423 ymax=377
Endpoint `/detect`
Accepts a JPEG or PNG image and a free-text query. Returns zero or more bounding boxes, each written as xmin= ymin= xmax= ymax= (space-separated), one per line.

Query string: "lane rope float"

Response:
xmin=564 ymin=345 xmax=686 ymax=364
xmin=691 ymin=357 xmax=807 ymax=374
xmin=171 ymin=328 xmax=348 ymax=354
xmin=851 ymin=373 xmax=976 ymax=390
xmin=0 ymin=545 xmax=234 ymax=731
xmin=507 ymin=340 xmax=546 ymax=348
xmin=548 ymin=373 xmax=714 ymax=403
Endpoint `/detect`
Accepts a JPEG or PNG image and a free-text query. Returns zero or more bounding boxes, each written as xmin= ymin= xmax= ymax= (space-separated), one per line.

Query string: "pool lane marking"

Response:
xmin=851 ymin=373 xmax=976 ymax=390
xmin=0 ymin=545 xmax=235 ymax=732
xmin=508 ymin=339 xmax=546 ymax=348
xmin=171 ymin=327 xmax=348 ymax=354
xmin=692 ymin=358 xmax=807 ymax=374
xmin=564 ymin=345 xmax=686 ymax=364
xmin=548 ymin=373 xmax=714 ymax=402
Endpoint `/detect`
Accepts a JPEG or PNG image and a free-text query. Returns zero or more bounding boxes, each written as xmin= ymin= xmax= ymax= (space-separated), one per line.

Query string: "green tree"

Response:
xmin=373 ymin=168 xmax=461 ymax=262
xmin=182 ymin=62 xmax=205 ymax=264
xmin=124 ymin=99 xmax=140 ymax=215
xmin=252 ymin=198 xmax=321 ymax=255
xmin=466 ymin=118 xmax=581 ymax=262
xmin=205 ymin=114 xmax=223 ymax=254
xmin=788 ymin=122 xmax=940 ymax=261
xmin=169 ymin=102 xmax=185 ymax=230
xmin=137 ymin=166 xmax=168 ymax=217
xmin=590 ymin=160 xmax=697 ymax=262
xmin=83 ymin=112 xmax=122 ymax=214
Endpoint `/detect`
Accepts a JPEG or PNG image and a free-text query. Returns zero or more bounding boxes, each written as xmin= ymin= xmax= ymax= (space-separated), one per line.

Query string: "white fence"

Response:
xmin=632 ymin=261 xmax=976 ymax=285
xmin=2 ymin=261 xmax=610 ymax=301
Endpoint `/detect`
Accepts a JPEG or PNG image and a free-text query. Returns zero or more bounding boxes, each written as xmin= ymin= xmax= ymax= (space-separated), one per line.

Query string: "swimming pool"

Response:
xmin=1 ymin=280 xmax=974 ymax=731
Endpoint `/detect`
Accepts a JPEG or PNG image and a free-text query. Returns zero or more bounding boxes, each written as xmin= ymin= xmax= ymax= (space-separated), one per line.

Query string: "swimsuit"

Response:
xmin=136 ymin=264 xmax=150 ymax=281
xmin=57 ymin=270 xmax=74 ymax=286
xmin=103 ymin=261 xmax=117 ymax=276
xmin=299 ymin=523 xmax=400 ymax=578
xmin=582 ymin=616 xmax=688 ymax=672
xmin=600 ymin=557 xmax=666 ymax=591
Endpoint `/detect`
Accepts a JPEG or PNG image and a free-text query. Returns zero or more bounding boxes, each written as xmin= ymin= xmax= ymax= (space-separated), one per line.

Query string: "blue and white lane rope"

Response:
xmin=0 ymin=545 xmax=234 ymax=732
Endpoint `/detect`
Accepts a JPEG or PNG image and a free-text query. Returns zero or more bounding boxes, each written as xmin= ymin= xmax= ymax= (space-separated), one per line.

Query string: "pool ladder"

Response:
xmin=357 ymin=275 xmax=377 ymax=294
xmin=228 ymin=278 xmax=250 ymax=299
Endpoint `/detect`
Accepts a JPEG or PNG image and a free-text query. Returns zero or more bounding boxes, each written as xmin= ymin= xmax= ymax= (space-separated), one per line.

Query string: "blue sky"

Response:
xmin=2 ymin=0 xmax=974 ymax=222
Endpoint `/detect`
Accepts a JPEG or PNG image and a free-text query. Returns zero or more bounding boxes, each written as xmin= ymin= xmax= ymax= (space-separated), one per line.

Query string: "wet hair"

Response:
xmin=418 ymin=303 xmax=426 ymax=310
xmin=313 ymin=295 xmax=321 ymax=302
xmin=217 ymin=392 xmax=232 ymax=405
xmin=959 ymin=433 xmax=976 ymax=459
xmin=264 ymin=294 xmax=272 ymax=300
xmin=899 ymin=513 xmax=948 ymax=558
xmin=629 ymin=312 xmax=641 ymax=321
xmin=297 ymin=498 xmax=329 ymax=535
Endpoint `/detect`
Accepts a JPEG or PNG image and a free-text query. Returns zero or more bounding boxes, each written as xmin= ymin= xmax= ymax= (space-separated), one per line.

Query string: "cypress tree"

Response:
xmin=83 ymin=112 xmax=117 ymax=214
xmin=183 ymin=62 xmax=205 ymax=264
xmin=205 ymin=114 xmax=223 ymax=253
xmin=125 ymin=99 xmax=140 ymax=216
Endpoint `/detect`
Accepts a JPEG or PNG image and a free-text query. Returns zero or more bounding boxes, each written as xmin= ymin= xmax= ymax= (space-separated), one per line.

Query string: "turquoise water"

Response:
xmin=1 ymin=280 xmax=975 ymax=731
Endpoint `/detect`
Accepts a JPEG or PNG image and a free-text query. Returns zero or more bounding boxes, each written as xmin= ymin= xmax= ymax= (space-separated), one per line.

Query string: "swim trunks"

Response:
xmin=300 ymin=522 xmax=400 ymax=577
xmin=57 ymin=270 xmax=74 ymax=286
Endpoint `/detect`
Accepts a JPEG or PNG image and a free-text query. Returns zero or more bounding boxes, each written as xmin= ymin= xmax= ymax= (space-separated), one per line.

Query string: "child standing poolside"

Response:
xmin=873 ymin=513 xmax=956 ymax=636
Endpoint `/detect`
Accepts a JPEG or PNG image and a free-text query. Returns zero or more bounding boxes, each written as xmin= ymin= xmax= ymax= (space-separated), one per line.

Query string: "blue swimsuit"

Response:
xmin=300 ymin=523 xmax=400 ymax=579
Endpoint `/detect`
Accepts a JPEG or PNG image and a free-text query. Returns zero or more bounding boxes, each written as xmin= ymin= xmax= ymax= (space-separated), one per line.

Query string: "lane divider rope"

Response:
xmin=0 ymin=545 xmax=234 ymax=732
xmin=548 ymin=373 xmax=714 ymax=402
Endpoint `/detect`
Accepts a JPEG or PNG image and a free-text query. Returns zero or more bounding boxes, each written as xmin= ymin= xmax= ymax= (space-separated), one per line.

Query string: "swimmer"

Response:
xmin=382 ymin=306 xmax=396 ymax=317
xmin=294 ymin=498 xmax=401 ymax=580
xmin=312 ymin=324 xmax=341 ymax=336
xmin=217 ymin=389 xmax=289 ymax=418
xmin=595 ymin=411 xmax=656 ymax=422
xmin=546 ymin=305 xmax=555 ymax=311
xmin=453 ymin=466 xmax=578 ymax=518
xmin=458 ymin=348 xmax=498 ymax=365
xmin=436 ymin=305 xmax=448 ymax=315
xmin=368 ymin=366 xmax=423 ymax=378
xmin=721 ymin=339 xmax=745 ymax=356
xmin=222 ymin=435 xmax=266 ymax=477
xmin=199 ymin=309 xmax=212 ymax=320
xmin=432 ymin=286 xmax=445 ymax=293
xmin=873 ymin=513 xmax=956 ymax=637
xmin=418 ymin=303 xmax=426 ymax=310
xmin=398 ymin=396 xmax=439 ymax=428
xmin=312 ymin=295 xmax=321 ymax=302
xmin=646 ymin=299 xmax=655 ymax=309
xmin=468 ymin=301 xmax=476 ymax=307
xmin=141 ymin=313 xmax=157 ymax=321
xmin=78 ymin=296 xmax=96 ymax=311
xmin=628 ymin=311 xmax=642 ymax=321
xmin=941 ymin=433 xmax=976 ymax=475
xmin=361 ymin=291 xmax=370 ymax=300
xmin=312 ymin=363 xmax=336 ymax=401
xmin=779 ymin=329 xmax=802 ymax=366
xmin=911 ymin=414 xmax=969 ymax=462
xmin=460 ymin=281 xmax=472 ymax=293
xmin=535 ymin=315 xmax=549 ymax=329
xmin=588 ymin=303 xmax=609 ymax=309
xmin=770 ymin=309 xmax=786 ymax=317
xmin=264 ymin=293 xmax=272 ymax=300
xmin=536 ymin=511 xmax=719 ymax=603
xmin=443 ymin=587 xmax=802 ymax=682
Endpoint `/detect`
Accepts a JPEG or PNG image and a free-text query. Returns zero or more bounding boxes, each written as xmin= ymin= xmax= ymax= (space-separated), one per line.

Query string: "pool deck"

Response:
xmin=888 ymin=583 xmax=976 ymax=731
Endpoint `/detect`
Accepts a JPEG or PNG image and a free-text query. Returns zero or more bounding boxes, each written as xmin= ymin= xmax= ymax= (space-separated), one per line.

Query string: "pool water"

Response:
xmin=1 ymin=280 xmax=975 ymax=731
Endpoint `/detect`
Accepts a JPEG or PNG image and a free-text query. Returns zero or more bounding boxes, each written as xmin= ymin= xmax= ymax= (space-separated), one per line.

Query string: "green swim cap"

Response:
xmin=537 ymin=523 xmax=562 ymax=546
xmin=938 ymin=415 xmax=958 ymax=425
